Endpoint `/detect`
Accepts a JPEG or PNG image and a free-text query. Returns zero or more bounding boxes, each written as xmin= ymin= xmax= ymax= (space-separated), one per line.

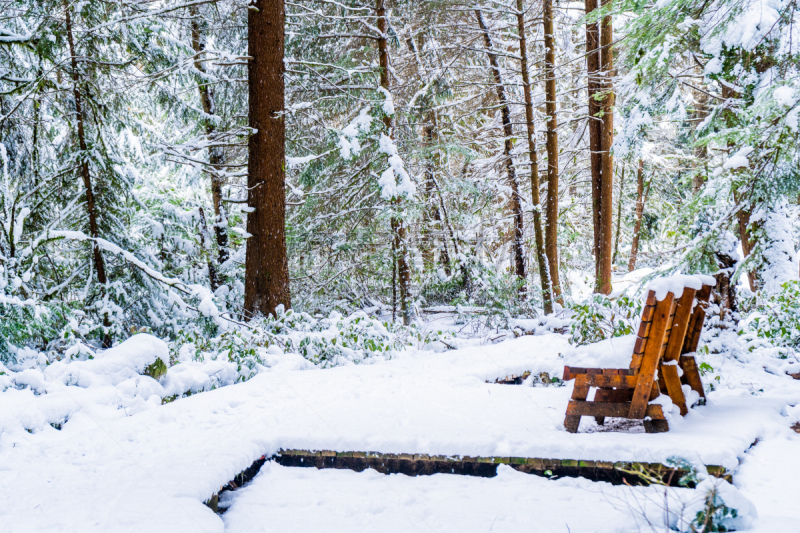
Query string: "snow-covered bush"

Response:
xmin=421 ymin=254 xmax=541 ymax=329
xmin=170 ymin=308 xmax=406 ymax=375
xmin=740 ymin=281 xmax=800 ymax=353
xmin=0 ymin=302 xmax=65 ymax=363
xmin=296 ymin=311 xmax=400 ymax=367
xmin=569 ymin=295 xmax=643 ymax=346
xmin=686 ymin=479 xmax=757 ymax=532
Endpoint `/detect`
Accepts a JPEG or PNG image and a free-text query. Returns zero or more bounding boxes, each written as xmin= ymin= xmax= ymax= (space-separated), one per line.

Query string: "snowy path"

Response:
xmin=0 ymin=334 xmax=797 ymax=532
xmin=220 ymin=433 xmax=800 ymax=533
xmin=222 ymin=462 xmax=692 ymax=533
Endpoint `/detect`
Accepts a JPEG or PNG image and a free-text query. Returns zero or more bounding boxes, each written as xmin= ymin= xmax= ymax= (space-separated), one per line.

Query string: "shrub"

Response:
xmin=420 ymin=253 xmax=538 ymax=322
xmin=740 ymin=280 xmax=800 ymax=353
xmin=569 ymin=294 xmax=643 ymax=346
xmin=297 ymin=311 xmax=401 ymax=367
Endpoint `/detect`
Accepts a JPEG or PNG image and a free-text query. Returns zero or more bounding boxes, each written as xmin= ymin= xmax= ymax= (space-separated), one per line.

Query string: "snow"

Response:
xmin=221 ymin=462 xmax=703 ymax=533
xmin=337 ymin=107 xmax=373 ymax=160
xmin=773 ymin=85 xmax=795 ymax=107
xmin=0 ymin=330 xmax=798 ymax=531
xmin=646 ymin=273 xmax=716 ymax=301
xmin=757 ymin=200 xmax=799 ymax=294
xmin=377 ymin=133 xmax=415 ymax=199
xmin=734 ymin=433 xmax=800 ymax=532
xmin=286 ymin=154 xmax=317 ymax=168
xmin=723 ymin=145 xmax=754 ymax=170
xmin=378 ymin=86 xmax=395 ymax=116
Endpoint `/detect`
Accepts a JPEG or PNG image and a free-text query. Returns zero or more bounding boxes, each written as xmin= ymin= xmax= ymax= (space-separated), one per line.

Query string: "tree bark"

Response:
xmin=720 ymin=84 xmax=759 ymax=291
xmin=612 ymin=165 xmax=625 ymax=264
xmin=198 ymin=207 xmax=217 ymax=289
xmin=244 ymin=0 xmax=291 ymax=318
xmin=585 ymin=0 xmax=603 ymax=280
xmin=65 ymin=2 xmax=111 ymax=345
xmin=406 ymin=35 xmax=451 ymax=275
xmin=542 ymin=0 xmax=563 ymax=306
xmin=628 ymin=159 xmax=647 ymax=272
xmin=690 ymin=90 xmax=709 ymax=194
xmin=378 ymin=0 xmax=411 ymax=324
xmin=191 ymin=9 xmax=229 ymax=291
xmin=424 ymin=120 xmax=452 ymax=274
xmin=714 ymin=251 xmax=738 ymax=326
xmin=596 ymin=0 xmax=614 ymax=295
xmin=516 ymin=0 xmax=553 ymax=313
xmin=476 ymin=9 xmax=526 ymax=288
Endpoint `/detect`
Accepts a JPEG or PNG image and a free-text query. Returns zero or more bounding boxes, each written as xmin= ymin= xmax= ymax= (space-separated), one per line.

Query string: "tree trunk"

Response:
xmin=628 ymin=159 xmax=647 ymax=272
xmin=612 ymin=165 xmax=625 ymax=264
xmin=585 ymin=0 xmax=603 ymax=280
xmin=65 ymin=2 xmax=111 ymax=346
xmin=516 ymin=0 xmax=553 ymax=313
xmin=419 ymin=122 xmax=436 ymax=272
xmin=596 ymin=0 xmax=614 ymax=295
xmin=714 ymin=251 xmax=738 ymax=326
xmin=244 ymin=0 xmax=291 ymax=318
xmin=406 ymin=35 xmax=451 ymax=275
xmin=198 ymin=207 xmax=217 ymax=289
xmin=191 ymin=9 xmax=229 ymax=291
xmin=542 ymin=0 xmax=563 ymax=306
xmin=424 ymin=120 xmax=452 ymax=274
xmin=719 ymin=85 xmax=759 ymax=291
xmin=378 ymin=0 xmax=411 ymax=324
xmin=690 ymin=90 xmax=709 ymax=194
xmin=476 ymin=9 xmax=526 ymax=287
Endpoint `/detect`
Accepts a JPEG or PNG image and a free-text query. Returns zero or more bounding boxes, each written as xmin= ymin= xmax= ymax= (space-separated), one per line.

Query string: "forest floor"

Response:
xmin=1 ymin=326 xmax=799 ymax=532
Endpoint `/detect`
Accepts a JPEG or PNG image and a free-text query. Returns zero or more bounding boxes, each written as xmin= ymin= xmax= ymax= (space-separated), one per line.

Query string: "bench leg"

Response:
xmin=564 ymin=375 xmax=590 ymax=433
xmin=643 ymin=418 xmax=670 ymax=433
xmin=679 ymin=355 xmax=706 ymax=403
xmin=660 ymin=364 xmax=688 ymax=415
xmin=643 ymin=405 xmax=669 ymax=433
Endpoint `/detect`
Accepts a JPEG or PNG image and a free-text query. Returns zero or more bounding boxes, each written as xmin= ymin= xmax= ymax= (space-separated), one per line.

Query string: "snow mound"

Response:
xmin=647 ymin=273 xmax=715 ymax=301
xmin=49 ymin=334 xmax=168 ymax=387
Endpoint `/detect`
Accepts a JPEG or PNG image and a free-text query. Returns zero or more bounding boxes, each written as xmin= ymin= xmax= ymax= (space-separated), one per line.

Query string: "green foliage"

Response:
xmin=740 ymin=281 xmax=800 ymax=352
xmin=666 ymin=456 xmax=700 ymax=487
xmin=144 ymin=358 xmax=168 ymax=380
xmin=169 ymin=308 xmax=411 ymax=376
xmin=421 ymin=254 xmax=540 ymax=326
xmin=297 ymin=312 xmax=401 ymax=368
xmin=691 ymin=485 xmax=739 ymax=532
xmin=170 ymin=326 xmax=271 ymax=383
xmin=0 ymin=302 xmax=79 ymax=364
xmin=568 ymin=295 xmax=643 ymax=346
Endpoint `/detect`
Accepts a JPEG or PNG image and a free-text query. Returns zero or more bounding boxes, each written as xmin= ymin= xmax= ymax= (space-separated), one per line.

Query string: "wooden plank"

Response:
xmin=664 ymin=288 xmax=697 ymax=362
xmin=657 ymin=371 xmax=668 ymax=394
xmin=649 ymin=380 xmax=661 ymax=401
xmin=565 ymin=367 xmax=630 ymax=380
xmin=682 ymin=285 xmax=712 ymax=354
xmin=594 ymin=388 xmax=634 ymax=402
xmin=657 ymin=289 xmax=696 ymax=415
xmin=564 ymin=374 xmax=591 ymax=432
xmin=591 ymin=388 xmax=634 ymax=425
xmin=660 ymin=364 xmax=688 ymax=415
xmin=635 ymin=291 xmax=658 ymax=338
xmin=696 ymin=284 xmax=712 ymax=304
xmin=679 ymin=355 xmax=706 ymax=401
xmin=631 ymin=291 xmax=658 ymax=370
xmin=587 ymin=374 xmax=637 ymax=389
xmin=629 ymin=293 xmax=676 ymax=419
xmin=567 ymin=401 xmax=667 ymax=419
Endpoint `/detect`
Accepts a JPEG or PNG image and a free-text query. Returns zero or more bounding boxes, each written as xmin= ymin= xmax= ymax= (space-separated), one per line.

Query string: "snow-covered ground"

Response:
xmin=1 ymin=331 xmax=798 ymax=532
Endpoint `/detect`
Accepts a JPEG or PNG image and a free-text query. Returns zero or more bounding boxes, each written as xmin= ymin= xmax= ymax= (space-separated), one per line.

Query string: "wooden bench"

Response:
xmin=563 ymin=282 xmax=713 ymax=433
